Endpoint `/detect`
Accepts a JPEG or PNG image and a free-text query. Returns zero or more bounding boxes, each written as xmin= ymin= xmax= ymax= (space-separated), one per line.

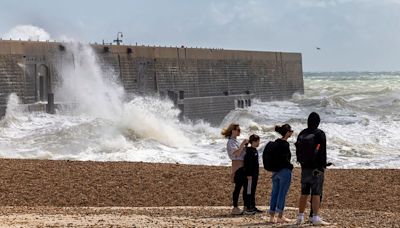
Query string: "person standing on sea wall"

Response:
xmin=295 ymin=112 xmax=330 ymax=226
xmin=222 ymin=123 xmax=248 ymax=215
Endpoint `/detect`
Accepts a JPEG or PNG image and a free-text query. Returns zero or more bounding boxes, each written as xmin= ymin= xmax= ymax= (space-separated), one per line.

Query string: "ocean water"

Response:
xmin=1 ymin=45 xmax=399 ymax=168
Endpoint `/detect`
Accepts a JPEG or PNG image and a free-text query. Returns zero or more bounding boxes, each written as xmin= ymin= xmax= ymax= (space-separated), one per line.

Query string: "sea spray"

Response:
xmin=0 ymin=93 xmax=27 ymax=129
xmin=55 ymin=43 xmax=125 ymax=120
xmin=55 ymin=42 xmax=192 ymax=148
xmin=118 ymin=96 xmax=190 ymax=147
xmin=2 ymin=25 xmax=51 ymax=41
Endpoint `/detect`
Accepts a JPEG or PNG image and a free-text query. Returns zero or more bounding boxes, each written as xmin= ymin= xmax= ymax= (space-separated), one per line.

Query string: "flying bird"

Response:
xmin=316 ymin=47 xmax=321 ymax=50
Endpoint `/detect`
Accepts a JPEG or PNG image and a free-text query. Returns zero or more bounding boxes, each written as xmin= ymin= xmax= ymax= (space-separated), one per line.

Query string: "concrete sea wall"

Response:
xmin=0 ymin=40 xmax=303 ymax=125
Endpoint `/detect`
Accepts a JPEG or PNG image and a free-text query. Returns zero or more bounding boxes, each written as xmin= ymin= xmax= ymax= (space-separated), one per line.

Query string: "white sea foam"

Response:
xmin=2 ymin=25 xmax=51 ymax=41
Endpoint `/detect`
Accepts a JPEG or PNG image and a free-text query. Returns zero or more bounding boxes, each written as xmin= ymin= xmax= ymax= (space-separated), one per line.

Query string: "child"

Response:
xmin=243 ymin=134 xmax=263 ymax=214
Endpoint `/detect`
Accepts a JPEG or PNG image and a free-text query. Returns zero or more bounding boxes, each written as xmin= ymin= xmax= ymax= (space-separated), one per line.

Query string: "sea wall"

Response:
xmin=0 ymin=40 xmax=303 ymax=124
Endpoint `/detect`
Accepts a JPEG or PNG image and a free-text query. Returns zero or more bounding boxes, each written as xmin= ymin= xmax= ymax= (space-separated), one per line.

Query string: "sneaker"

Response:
xmin=254 ymin=207 xmax=264 ymax=213
xmin=312 ymin=217 xmax=330 ymax=226
xmin=243 ymin=209 xmax=256 ymax=215
xmin=296 ymin=216 xmax=305 ymax=225
xmin=231 ymin=207 xmax=242 ymax=215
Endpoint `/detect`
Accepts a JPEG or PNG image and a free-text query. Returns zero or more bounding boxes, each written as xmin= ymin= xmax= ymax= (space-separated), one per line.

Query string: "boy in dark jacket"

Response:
xmin=243 ymin=134 xmax=263 ymax=214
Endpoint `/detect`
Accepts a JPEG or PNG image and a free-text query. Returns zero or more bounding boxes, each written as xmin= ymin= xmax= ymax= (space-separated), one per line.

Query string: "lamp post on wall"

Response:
xmin=114 ymin=32 xmax=123 ymax=45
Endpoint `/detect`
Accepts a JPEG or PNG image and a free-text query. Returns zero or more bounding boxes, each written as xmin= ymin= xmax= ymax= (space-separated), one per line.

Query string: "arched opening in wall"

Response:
xmin=37 ymin=64 xmax=50 ymax=102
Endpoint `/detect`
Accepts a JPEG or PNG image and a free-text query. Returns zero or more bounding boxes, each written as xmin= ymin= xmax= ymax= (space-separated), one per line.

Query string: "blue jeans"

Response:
xmin=269 ymin=168 xmax=292 ymax=213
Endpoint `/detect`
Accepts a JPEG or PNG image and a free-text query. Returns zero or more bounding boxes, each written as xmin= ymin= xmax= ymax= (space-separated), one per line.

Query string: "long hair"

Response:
xmin=221 ymin=123 xmax=239 ymax=138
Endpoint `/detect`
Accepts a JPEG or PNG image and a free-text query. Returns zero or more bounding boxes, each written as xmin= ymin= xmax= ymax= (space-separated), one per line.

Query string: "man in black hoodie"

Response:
xmin=296 ymin=112 xmax=330 ymax=226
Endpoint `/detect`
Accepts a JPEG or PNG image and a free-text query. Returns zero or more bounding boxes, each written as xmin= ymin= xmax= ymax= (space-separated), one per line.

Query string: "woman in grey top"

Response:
xmin=222 ymin=123 xmax=248 ymax=215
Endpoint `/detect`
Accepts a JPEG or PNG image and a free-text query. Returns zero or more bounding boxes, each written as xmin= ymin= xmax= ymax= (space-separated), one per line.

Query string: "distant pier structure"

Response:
xmin=0 ymin=40 xmax=303 ymax=125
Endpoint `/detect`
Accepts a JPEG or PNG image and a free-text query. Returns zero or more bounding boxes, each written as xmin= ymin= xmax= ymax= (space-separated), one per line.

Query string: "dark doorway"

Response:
xmin=37 ymin=65 xmax=50 ymax=102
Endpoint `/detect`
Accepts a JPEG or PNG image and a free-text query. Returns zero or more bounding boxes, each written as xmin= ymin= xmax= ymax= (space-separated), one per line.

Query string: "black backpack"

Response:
xmin=295 ymin=130 xmax=319 ymax=166
xmin=262 ymin=141 xmax=277 ymax=172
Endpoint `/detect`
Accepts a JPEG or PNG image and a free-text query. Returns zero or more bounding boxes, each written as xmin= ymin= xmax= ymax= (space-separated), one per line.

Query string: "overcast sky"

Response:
xmin=1 ymin=0 xmax=400 ymax=71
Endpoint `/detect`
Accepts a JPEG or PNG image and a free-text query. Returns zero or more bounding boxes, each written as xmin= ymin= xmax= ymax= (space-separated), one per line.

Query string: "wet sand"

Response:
xmin=0 ymin=159 xmax=399 ymax=227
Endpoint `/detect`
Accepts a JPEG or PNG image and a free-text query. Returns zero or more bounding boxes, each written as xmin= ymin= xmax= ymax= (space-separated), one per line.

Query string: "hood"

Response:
xmin=307 ymin=112 xmax=320 ymax=130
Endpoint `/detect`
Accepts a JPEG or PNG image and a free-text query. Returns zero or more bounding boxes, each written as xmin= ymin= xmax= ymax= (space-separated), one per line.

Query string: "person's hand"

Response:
xmin=247 ymin=176 xmax=252 ymax=180
xmin=241 ymin=139 xmax=249 ymax=146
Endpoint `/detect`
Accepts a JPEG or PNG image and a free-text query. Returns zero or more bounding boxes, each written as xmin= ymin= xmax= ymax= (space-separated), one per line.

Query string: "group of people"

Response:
xmin=222 ymin=112 xmax=330 ymax=226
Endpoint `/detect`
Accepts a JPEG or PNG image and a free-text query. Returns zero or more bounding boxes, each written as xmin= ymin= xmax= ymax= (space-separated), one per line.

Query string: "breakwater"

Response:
xmin=0 ymin=40 xmax=303 ymax=124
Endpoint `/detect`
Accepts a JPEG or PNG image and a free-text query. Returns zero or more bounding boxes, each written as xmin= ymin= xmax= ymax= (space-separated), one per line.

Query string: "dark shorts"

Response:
xmin=301 ymin=168 xmax=324 ymax=195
